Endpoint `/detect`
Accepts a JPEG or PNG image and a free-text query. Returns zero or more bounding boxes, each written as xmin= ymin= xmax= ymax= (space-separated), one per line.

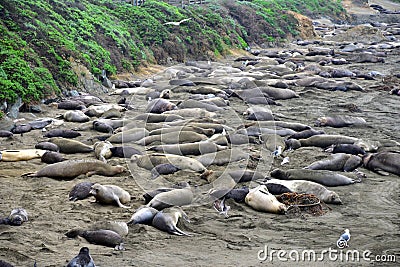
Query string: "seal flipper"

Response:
xmin=113 ymin=193 xmax=131 ymax=209
xmin=21 ymin=172 xmax=37 ymax=177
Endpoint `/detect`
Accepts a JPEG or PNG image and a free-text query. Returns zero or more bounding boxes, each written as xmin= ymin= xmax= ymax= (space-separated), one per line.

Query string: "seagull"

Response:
xmin=336 ymin=229 xmax=350 ymax=248
xmin=67 ymin=247 xmax=96 ymax=267
xmin=271 ymin=146 xmax=282 ymax=157
xmin=164 ymin=18 xmax=192 ymax=26
xmin=281 ymin=156 xmax=289 ymax=165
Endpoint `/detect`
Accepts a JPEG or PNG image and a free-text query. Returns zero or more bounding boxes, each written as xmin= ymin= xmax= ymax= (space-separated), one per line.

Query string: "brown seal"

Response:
xmin=41 ymin=151 xmax=65 ymax=164
xmin=48 ymin=137 xmax=93 ymax=153
xmin=22 ymin=159 xmax=125 ymax=179
xmin=65 ymin=229 xmax=124 ymax=250
xmin=89 ymin=183 xmax=131 ymax=208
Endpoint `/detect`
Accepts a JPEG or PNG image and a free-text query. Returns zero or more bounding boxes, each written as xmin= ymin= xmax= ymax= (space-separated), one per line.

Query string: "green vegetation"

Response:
xmin=0 ymin=0 xmax=347 ymax=105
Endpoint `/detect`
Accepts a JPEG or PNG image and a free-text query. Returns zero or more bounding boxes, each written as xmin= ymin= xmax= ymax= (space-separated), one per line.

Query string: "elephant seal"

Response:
xmin=90 ymin=221 xmax=128 ymax=237
xmin=35 ymin=141 xmax=59 ymax=152
xmin=146 ymin=98 xmax=177 ymax=114
xmin=197 ymin=148 xmax=251 ymax=166
xmin=0 ymin=208 xmax=29 ymax=226
xmin=146 ymin=89 xmax=171 ymax=100
xmin=63 ymin=110 xmax=90 ymax=122
xmin=127 ymin=206 xmax=159 ymax=225
xmin=363 ymin=152 xmax=400 ymax=176
xmin=136 ymin=131 xmax=208 ymax=146
xmin=41 ymin=151 xmax=65 ymax=164
xmin=57 ymin=100 xmax=86 ymax=110
xmin=22 ymin=159 xmax=125 ymax=179
xmin=315 ymin=115 xmax=367 ymax=127
xmin=49 ymin=137 xmax=93 ymax=153
xmin=0 ymin=260 xmax=14 ymax=267
xmin=110 ymin=146 xmax=142 ymax=158
xmin=89 ymin=183 xmax=131 ymax=208
xmin=299 ymin=134 xmax=359 ymax=148
xmin=150 ymin=163 xmax=181 ymax=179
xmin=260 ymin=87 xmax=299 ymax=100
xmin=11 ymin=124 xmax=32 ymax=135
xmin=264 ymin=179 xmax=342 ymax=204
xmin=325 ymin=144 xmax=366 ymax=155
xmin=146 ymin=185 xmax=193 ymax=210
xmin=69 ymin=182 xmax=95 ymax=201
xmin=163 ymin=108 xmax=218 ymax=119
xmin=0 ymin=149 xmax=47 ymax=162
xmin=288 ymin=129 xmax=325 ymax=140
xmin=245 ymin=107 xmax=274 ymax=121
xmin=93 ymin=121 xmax=114 ymax=133
xmin=65 ymin=229 xmax=124 ymax=250
xmin=0 ymin=130 xmax=13 ymax=138
xmin=149 ymin=125 xmax=215 ymax=137
xmin=66 ymin=247 xmax=95 ymax=267
xmin=134 ymin=113 xmax=183 ymax=123
xmin=107 ymin=128 xmax=149 ymax=143
xmin=148 ymin=141 xmax=227 ymax=156
xmin=270 ymin=168 xmax=360 ymax=186
xmin=94 ymin=141 xmax=113 ymax=162
xmin=130 ymin=153 xmax=210 ymax=175
xmin=44 ymin=129 xmax=81 ymax=138
xmin=178 ymin=99 xmax=224 ymax=112
xmin=306 ymin=153 xmax=362 ymax=172
xmin=152 ymin=207 xmax=192 ymax=236
xmin=228 ymin=170 xmax=266 ymax=183
xmin=245 ymin=185 xmax=287 ymax=214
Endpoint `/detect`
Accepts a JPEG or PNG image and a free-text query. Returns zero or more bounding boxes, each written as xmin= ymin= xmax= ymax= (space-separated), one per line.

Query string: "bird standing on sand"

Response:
xmin=164 ymin=18 xmax=192 ymax=26
xmin=336 ymin=229 xmax=351 ymax=248
xmin=67 ymin=247 xmax=95 ymax=267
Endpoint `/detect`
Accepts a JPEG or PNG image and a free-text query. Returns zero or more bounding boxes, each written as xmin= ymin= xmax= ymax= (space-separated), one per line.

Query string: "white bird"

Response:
xmin=164 ymin=18 xmax=192 ymax=26
xmin=281 ymin=156 xmax=289 ymax=165
xmin=336 ymin=229 xmax=350 ymax=248
xmin=271 ymin=146 xmax=282 ymax=157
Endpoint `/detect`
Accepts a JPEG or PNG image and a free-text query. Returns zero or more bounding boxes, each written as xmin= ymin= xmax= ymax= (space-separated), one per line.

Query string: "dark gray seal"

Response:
xmin=0 ymin=208 xmax=29 ymax=226
xmin=0 ymin=130 xmax=13 ymax=138
xmin=69 ymin=182 xmax=95 ymax=201
xmin=57 ymin=100 xmax=86 ymax=110
xmin=48 ymin=137 xmax=93 ymax=153
xmin=65 ymin=229 xmax=124 ymax=249
xmin=363 ymin=152 xmax=400 ymax=176
xmin=228 ymin=170 xmax=266 ymax=183
xmin=146 ymin=98 xmax=177 ymax=114
xmin=325 ymin=144 xmax=366 ymax=155
xmin=127 ymin=206 xmax=159 ymax=225
xmin=11 ymin=124 xmax=32 ymax=135
xmin=288 ymin=129 xmax=325 ymax=140
xmin=305 ymin=153 xmax=362 ymax=172
xmin=66 ymin=247 xmax=95 ymax=267
xmin=151 ymin=207 xmax=192 ymax=236
xmin=110 ymin=146 xmax=142 ymax=158
xmin=93 ymin=121 xmax=114 ymax=133
xmin=35 ymin=141 xmax=60 ymax=152
xmin=150 ymin=163 xmax=181 ymax=179
xmin=41 ymin=151 xmax=65 ymax=164
xmin=44 ymin=129 xmax=81 ymax=138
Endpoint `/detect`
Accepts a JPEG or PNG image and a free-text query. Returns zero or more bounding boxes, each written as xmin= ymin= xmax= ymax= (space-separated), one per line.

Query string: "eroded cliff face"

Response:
xmin=286 ymin=11 xmax=319 ymax=40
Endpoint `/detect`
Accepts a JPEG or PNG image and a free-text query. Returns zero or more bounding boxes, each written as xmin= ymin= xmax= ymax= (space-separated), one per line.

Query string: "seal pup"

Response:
xmin=146 ymin=98 xmax=177 ymax=114
xmin=325 ymin=144 xmax=366 ymax=155
xmin=11 ymin=124 xmax=32 ymax=135
xmin=41 ymin=151 xmax=65 ymax=164
xmin=148 ymin=141 xmax=227 ymax=156
xmin=0 ymin=130 xmax=13 ymax=138
xmin=43 ymin=129 xmax=81 ymax=138
xmin=299 ymin=134 xmax=359 ymax=148
xmin=270 ymin=168 xmax=360 ymax=186
xmin=152 ymin=207 xmax=192 ymax=236
xmin=0 ymin=149 xmax=47 ymax=162
xmin=288 ymin=129 xmax=325 ymax=140
xmin=146 ymin=184 xmax=193 ymax=210
xmin=69 ymin=182 xmax=95 ymax=201
xmin=135 ymin=131 xmax=208 ymax=146
xmin=66 ymin=247 xmax=95 ymax=267
xmin=110 ymin=146 xmax=142 ymax=158
xmin=245 ymin=185 xmax=287 ymax=214
xmin=0 ymin=208 xmax=29 ymax=226
xmin=48 ymin=137 xmax=93 ymax=153
xmin=363 ymin=152 xmax=400 ymax=176
xmin=89 ymin=183 xmax=131 ymax=208
xmin=305 ymin=153 xmax=362 ymax=172
xmin=35 ymin=141 xmax=60 ymax=152
xmin=127 ymin=206 xmax=159 ymax=225
xmin=63 ymin=110 xmax=90 ymax=122
xmin=93 ymin=141 xmax=113 ymax=163
xmin=150 ymin=163 xmax=181 ymax=179
xmin=65 ymin=229 xmax=124 ymax=250
xmin=22 ymin=159 xmax=125 ymax=179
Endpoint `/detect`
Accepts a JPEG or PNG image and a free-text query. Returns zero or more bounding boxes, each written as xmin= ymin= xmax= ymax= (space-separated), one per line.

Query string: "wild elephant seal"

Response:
xmin=148 ymin=141 xmax=227 ymax=156
xmin=35 ymin=141 xmax=59 ymax=152
xmin=22 ymin=159 xmax=125 ymax=179
xmin=149 ymin=125 xmax=214 ymax=137
xmin=127 ymin=206 xmax=159 ymax=225
xmin=110 ymin=146 xmax=142 ymax=158
xmin=41 ymin=151 xmax=65 ymax=164
xmin=146 ymin=185 xmax=193 ymax=210
xmin=306 ymin=153 xmax=362 ymax=172
xmin=325 ymin=144 xmax=366 ymax=155
xmin=66 ymin=247 xmax=95 ymax=267
xmin=299 ymin=134 xmax=359 ymax=148
xmin=315 ymin=115 xmax=366 ymax=127
xmin=270 ymin=168 xmax=360 ymax=186
xmin=65 ymin=229 xmax=124 ymax=250
xmin=94 ymin=141 xmax=113 ymax=162
xmin=43 ymin=129 xmax=81 ymax=138
xmin=150 ymin=163 xmax=181 ymax=179
xmin=89 ymin=183 xmax=131 ymax=208
xmin=136 ymin=131 xmax=207 ymax=146
xmin=260 ymin=87 xmax=299 ymax=100
xmin=146 ymin=98 xmax=177 ymax=114
xmin=69 ymin=182 xmax=95 ymax=201
xmin=163 ymin=108 xmax=218 ymax=119
xmin=107 ymin=128 xmax=149 ymax=143
xmin=11 ymin=124 xmax=32 ymax=135
xmin=134 ymin=113 xmax=183 ymax=123
xmin=0 ymin=149 xmax=47 ymax=162
xmin=264 ymin=179 xmax=342 ymax=204
xmin=0 ymin=208 xmax=29 ymax=226
xmin=197 ymin=148 xmax=252 ymax=166
xmin=288 ymin=129 xmax=325 ymax=140
xmin=57 ymin=100 xmax=86 ymax=110
xmin=0 ymin=130 xmax=13 ymax=138
xmin=93 ymin=120 xmax=114 ymax=133
xmin=63 ymin=110 xmax=90 ymax=122
xmin=48 ymin=137 xmax=93 ymax=153
xmin=177 ymin=99 xmax=224 ymax=112
xmin=152 ymin=207 xmax=192 ymax=236
xmin=89 ymin=221 xmax=129 ymax=237
xmin=228 ymin=170 xmax=266 ymax=183
xmin=130 ymin=153 xmax=210 ymax=175
xmin=245 ymin=185 xmax=287 ymax=214
xmin=363 ymin=152 xmax=400 ymax=176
